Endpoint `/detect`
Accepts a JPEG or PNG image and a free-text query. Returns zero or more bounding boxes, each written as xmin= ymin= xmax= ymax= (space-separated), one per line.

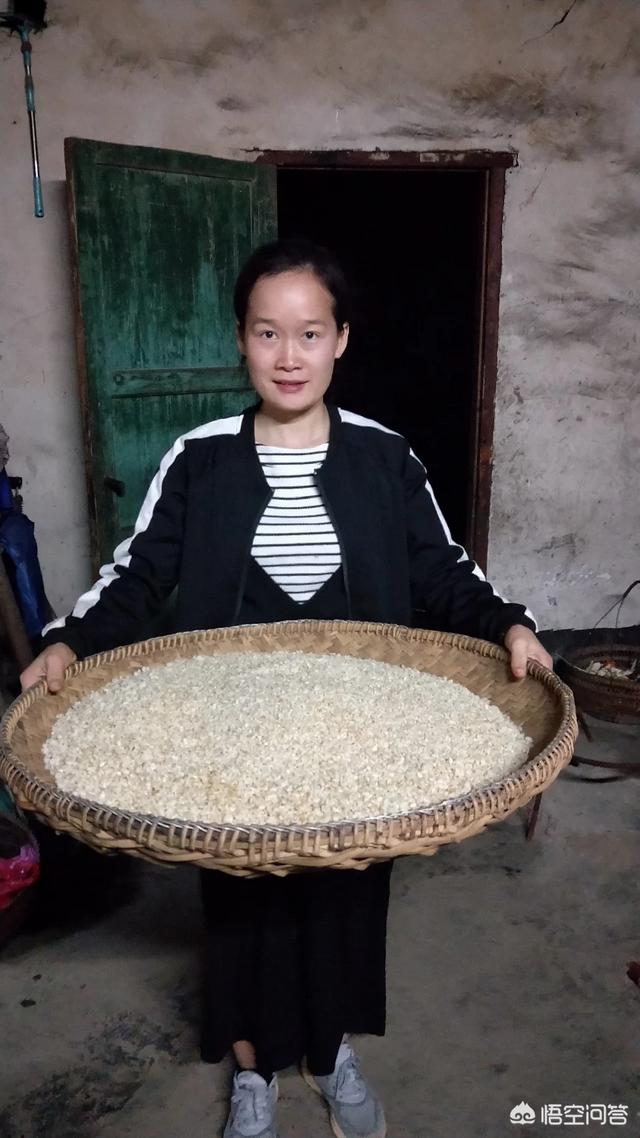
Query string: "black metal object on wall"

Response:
xmin=0 ymin=2 xmax=48 ymax=218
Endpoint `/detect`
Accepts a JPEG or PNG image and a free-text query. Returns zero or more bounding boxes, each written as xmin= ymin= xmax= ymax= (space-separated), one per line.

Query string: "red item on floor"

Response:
xmin=0 ymin=842 xmax=39 ymax=909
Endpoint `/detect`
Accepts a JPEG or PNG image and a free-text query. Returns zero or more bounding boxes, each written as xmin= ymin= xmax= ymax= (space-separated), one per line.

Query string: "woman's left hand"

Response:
xmin=504 ymin=624 xmax=553 ymax=680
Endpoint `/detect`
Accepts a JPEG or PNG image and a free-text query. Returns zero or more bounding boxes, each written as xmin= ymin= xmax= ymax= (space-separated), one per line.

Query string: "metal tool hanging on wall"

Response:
xmin=1 ymin=2 xmax=48 ymax=218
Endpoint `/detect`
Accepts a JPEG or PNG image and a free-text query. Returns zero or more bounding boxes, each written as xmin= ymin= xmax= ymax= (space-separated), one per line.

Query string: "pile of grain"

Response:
xmin=42 ymin=651 xmax=531 ymax=825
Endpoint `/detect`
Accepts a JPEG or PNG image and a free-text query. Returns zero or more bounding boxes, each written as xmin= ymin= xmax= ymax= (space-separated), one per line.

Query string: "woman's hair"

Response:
xmin=233 ymin=238 xmax=350 ymax=331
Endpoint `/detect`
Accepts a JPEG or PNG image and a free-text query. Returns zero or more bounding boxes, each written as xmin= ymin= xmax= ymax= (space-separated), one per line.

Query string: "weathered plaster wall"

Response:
xmin=1 ymin=0 xmax=638 ymax=627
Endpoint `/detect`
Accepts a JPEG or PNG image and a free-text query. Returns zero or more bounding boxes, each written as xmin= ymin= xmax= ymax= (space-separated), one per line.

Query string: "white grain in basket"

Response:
xmin=42 ymin=652 xmax=531 ymax=825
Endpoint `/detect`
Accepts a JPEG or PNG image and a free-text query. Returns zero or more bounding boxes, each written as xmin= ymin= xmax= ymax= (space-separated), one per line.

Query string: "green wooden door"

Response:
xmin=65 ymin=138 xmax=277 ymax=569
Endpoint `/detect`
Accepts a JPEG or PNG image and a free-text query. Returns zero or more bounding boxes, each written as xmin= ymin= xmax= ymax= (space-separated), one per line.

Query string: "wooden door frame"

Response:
xmin=254 ymin=149 xmax=516 ymax=571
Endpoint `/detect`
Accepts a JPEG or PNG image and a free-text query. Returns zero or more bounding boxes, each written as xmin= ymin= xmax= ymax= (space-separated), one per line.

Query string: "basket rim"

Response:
xmin=0 ymin=620 xmax=577 ymax=843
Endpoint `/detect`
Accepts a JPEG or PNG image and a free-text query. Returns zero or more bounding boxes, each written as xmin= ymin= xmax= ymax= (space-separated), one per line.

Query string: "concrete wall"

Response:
xmin=1 ymin=0 xmax=638 ymax=628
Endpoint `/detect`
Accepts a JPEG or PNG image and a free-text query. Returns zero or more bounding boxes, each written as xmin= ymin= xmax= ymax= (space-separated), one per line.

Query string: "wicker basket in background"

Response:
xmin=558 ymin=644 xmax=640 ymax=725
xmin=0 ymin=621 xmax=577 ymax=876
xmin=556 ymin=580 xmax=640 ymax=724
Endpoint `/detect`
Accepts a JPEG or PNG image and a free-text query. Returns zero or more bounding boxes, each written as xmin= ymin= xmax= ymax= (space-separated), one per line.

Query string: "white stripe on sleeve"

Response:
xmin=41 ymin=415 xmax=244 ymax=636
xmin=338 ymin=407 xmax=537 ymax=629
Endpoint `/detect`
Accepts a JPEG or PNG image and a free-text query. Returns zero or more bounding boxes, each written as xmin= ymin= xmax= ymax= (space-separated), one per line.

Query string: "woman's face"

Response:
xmin=237 ymin=269 xmax=349 ymax=415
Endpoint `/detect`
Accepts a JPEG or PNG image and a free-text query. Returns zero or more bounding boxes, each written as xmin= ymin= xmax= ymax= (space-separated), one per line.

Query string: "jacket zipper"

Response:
xmin=314 ymin=472 xmax=353 ymax=619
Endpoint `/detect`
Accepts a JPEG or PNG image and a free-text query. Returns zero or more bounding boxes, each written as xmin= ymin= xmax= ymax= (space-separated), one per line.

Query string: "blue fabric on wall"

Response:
xmin=0 ymin=469 xmax=13 ymax=511
xmin=0 ymin=471 xmax=52 ymax=638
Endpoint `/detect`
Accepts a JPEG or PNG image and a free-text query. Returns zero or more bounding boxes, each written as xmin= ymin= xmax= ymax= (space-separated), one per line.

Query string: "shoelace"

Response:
xmin=232 ymin=1081 xmax=272 ymax=1127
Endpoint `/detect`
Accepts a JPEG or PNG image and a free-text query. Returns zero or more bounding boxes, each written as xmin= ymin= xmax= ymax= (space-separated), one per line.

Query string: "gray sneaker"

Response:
xmin=223 ymin=1070 xmax=280 ymax=1138
xmin=302 ymin=1042 xmax=386 ymax=1138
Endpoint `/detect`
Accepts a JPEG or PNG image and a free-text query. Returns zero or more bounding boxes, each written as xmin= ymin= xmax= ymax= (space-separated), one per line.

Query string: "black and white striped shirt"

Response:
xmin=251 ymin=444 xmax=342 ymax=602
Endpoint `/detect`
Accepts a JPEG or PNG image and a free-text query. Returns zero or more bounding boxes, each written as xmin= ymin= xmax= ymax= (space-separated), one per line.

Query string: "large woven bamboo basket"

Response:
xmin=0 ymin=621 xmax=577 ymax=877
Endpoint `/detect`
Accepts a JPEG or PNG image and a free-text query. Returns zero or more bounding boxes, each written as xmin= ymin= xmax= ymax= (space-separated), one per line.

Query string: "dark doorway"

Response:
xmin=276 ymin=168 xmax=484 ymax=549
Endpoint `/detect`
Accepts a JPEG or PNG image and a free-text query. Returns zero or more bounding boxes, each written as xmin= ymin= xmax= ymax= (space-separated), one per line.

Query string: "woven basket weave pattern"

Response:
xmin=0 ymin=621 xmax=577 ymax=876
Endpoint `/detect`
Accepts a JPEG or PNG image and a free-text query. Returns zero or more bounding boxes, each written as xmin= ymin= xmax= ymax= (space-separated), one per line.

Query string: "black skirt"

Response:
xmin=200 ymin=860 xmax=392 ymax=1075
xmin=199 ymin=559 xmax=393 ymax=1076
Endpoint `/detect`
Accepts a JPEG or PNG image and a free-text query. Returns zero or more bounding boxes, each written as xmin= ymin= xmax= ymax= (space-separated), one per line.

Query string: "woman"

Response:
xmin=23 ymin=239 xmax=552 ymax=1138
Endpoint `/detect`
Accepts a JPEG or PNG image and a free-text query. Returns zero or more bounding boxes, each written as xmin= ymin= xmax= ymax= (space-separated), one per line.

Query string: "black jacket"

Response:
xmin=41 ymin=403 xmax=536 ymax=658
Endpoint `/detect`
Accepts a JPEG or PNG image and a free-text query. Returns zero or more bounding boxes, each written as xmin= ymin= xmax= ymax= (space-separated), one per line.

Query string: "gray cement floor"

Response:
xmin=1 ymin=716 xmax=638 ymax=1138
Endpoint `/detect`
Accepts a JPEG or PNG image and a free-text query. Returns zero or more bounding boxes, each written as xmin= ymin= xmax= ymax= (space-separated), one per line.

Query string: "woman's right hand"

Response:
xmin=20 ymin=643 xmax=77 ymax=694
